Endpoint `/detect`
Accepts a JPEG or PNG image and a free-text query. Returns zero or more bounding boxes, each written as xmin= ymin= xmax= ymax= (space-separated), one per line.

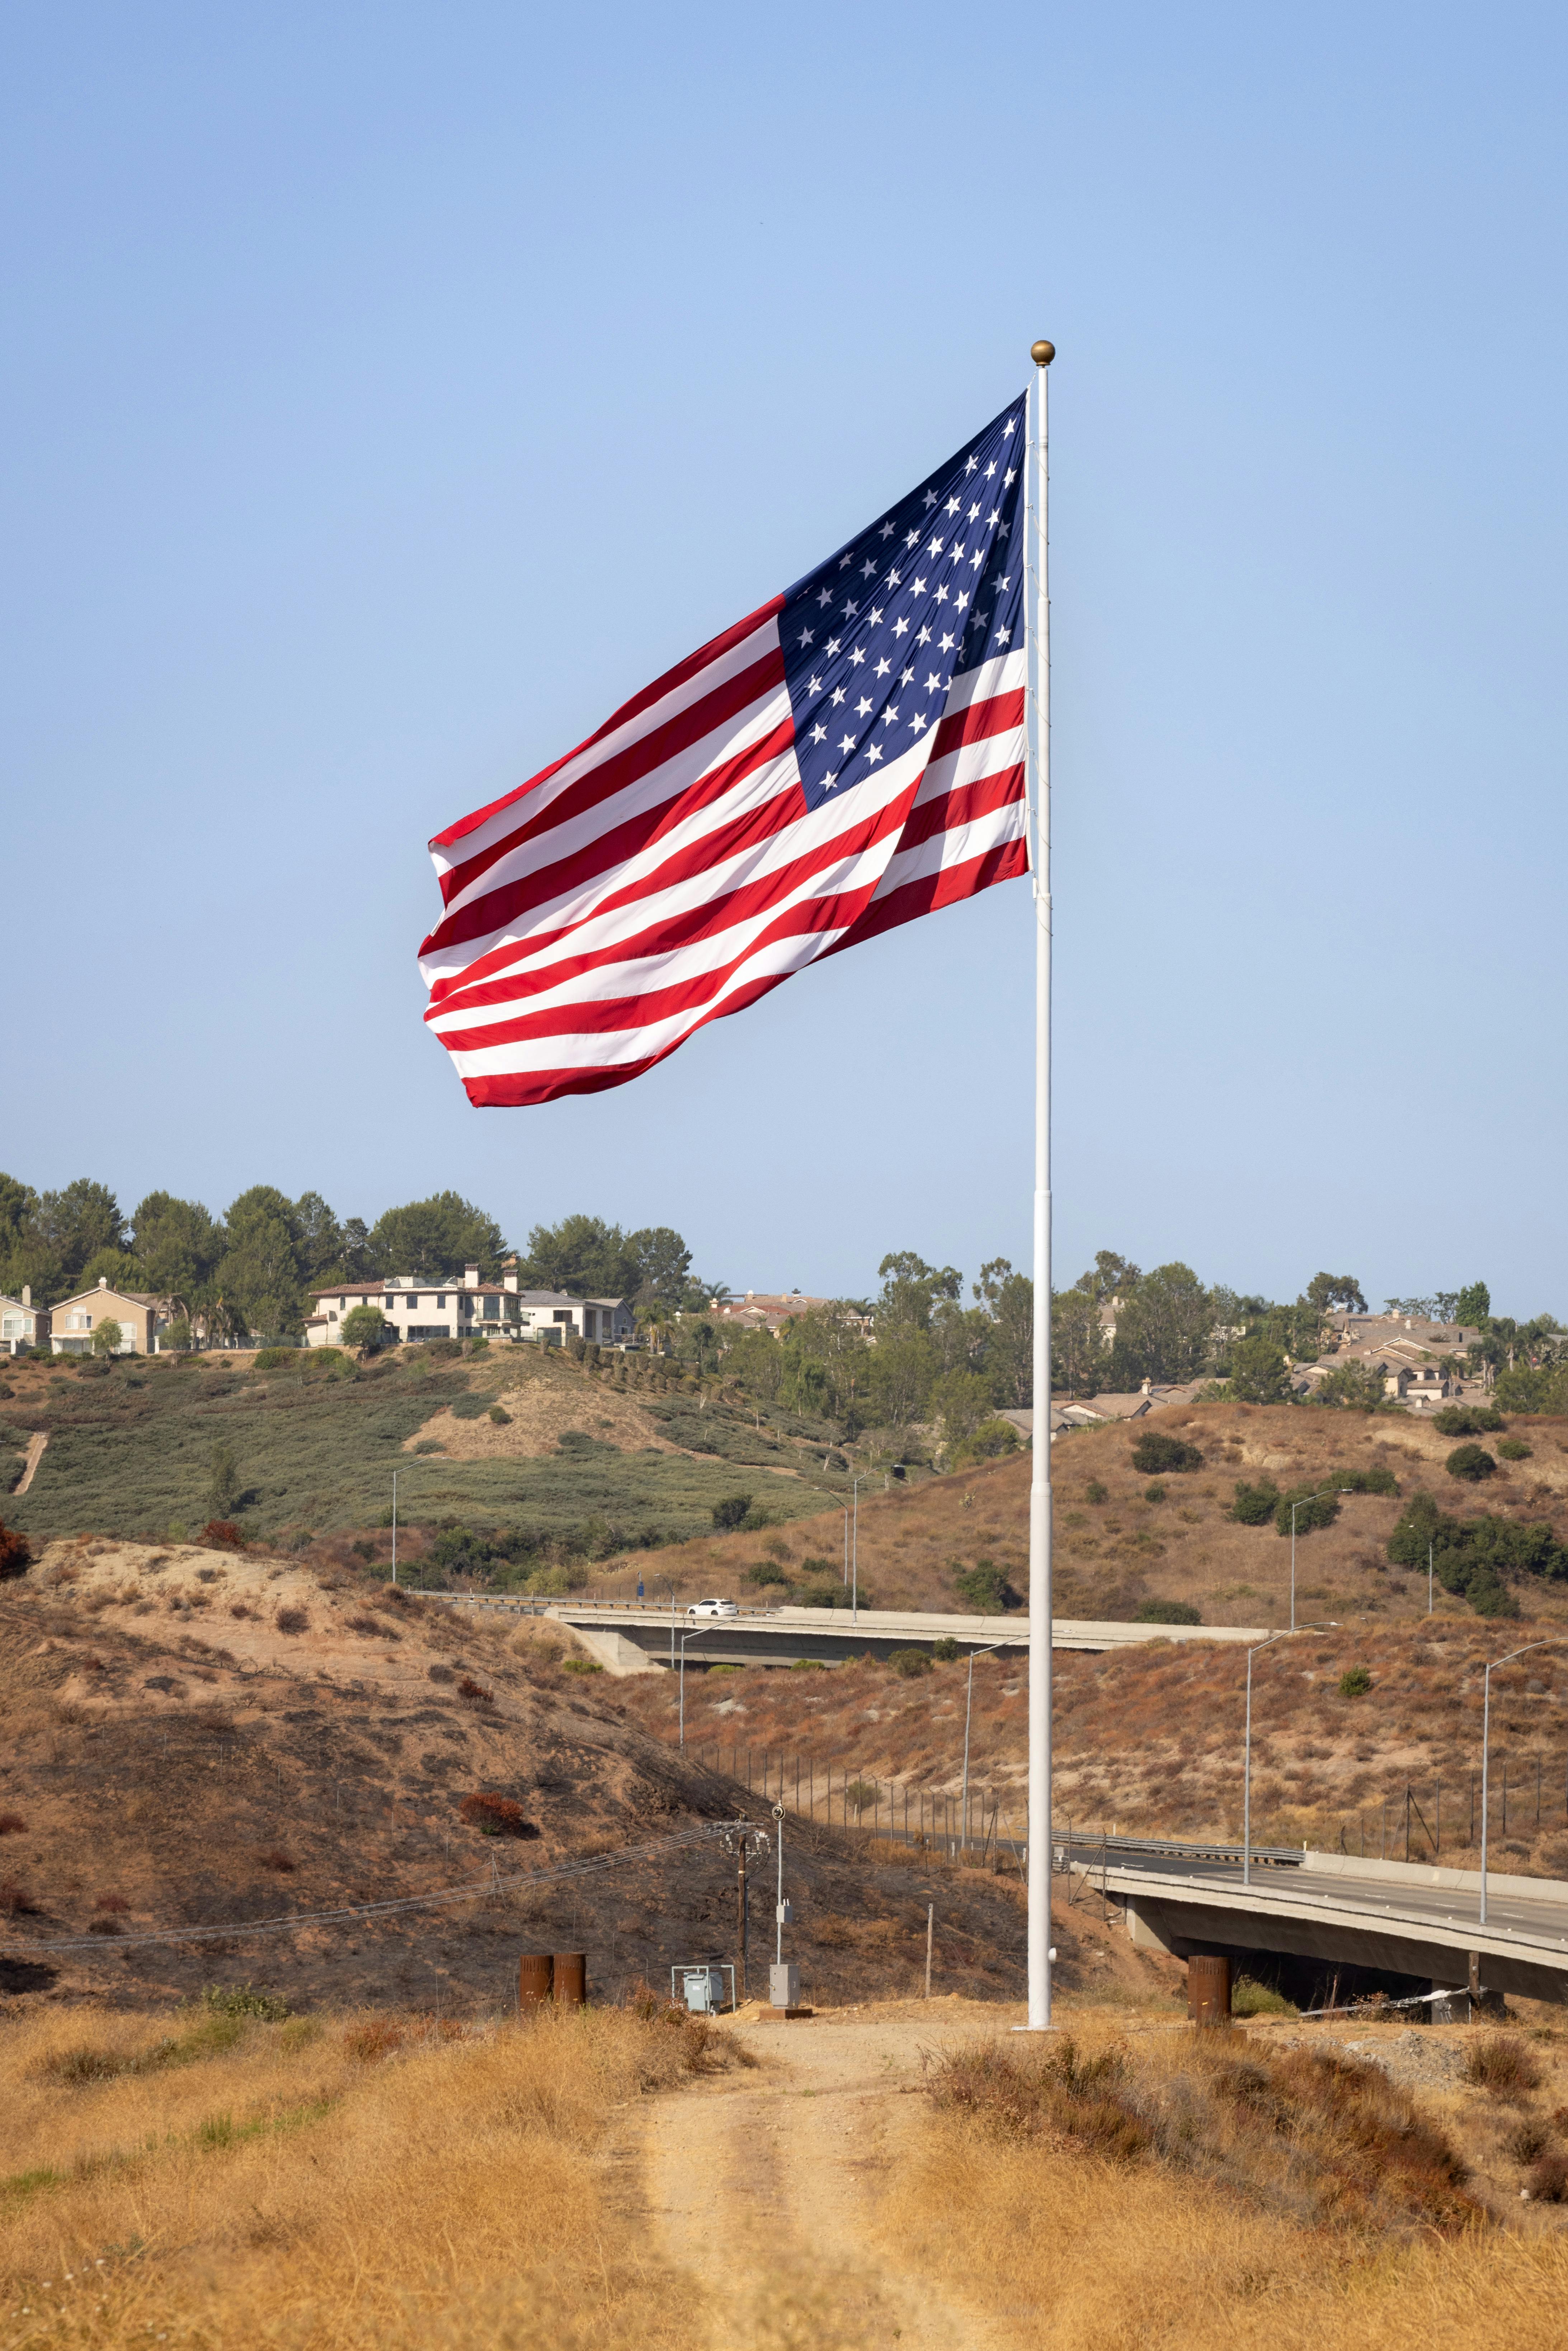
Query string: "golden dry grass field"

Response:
xmin=9 ymin=1993 xmax=1568 ymax=2351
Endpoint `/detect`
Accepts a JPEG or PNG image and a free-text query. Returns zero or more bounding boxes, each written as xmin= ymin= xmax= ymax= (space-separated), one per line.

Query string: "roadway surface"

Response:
xmin=1065 ymin=1838 xmax=1568 ymax=2001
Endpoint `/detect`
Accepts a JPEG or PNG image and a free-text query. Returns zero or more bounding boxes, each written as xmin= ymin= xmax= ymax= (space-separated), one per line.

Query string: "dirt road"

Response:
xmin=642 ymin=1998 xmax=1020 ymax=2351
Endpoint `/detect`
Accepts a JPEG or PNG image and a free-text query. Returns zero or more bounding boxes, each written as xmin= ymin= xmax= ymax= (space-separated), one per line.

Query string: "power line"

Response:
xmin=0 ymin=1820 xmax=749 ymax=1958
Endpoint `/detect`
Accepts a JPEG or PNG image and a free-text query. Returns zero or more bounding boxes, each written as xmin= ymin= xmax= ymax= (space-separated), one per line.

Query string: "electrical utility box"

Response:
xmin=675 ymin=1964 xmax=732 ymax=2014
xmin=776 ymin=1900 xmax=793 ymax=1926
xmin=769 ymin=1963 xmax=800 ymax=2010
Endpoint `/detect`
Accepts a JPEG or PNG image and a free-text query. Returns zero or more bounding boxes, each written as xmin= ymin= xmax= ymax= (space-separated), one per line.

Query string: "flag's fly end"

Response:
xmin=417 ymin=397 xmax=1031 ymax=1106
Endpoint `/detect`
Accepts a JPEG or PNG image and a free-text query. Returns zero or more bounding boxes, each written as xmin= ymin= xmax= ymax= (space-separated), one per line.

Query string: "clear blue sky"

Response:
xmin=6 ymin=3 xmax=1565 ymax=1314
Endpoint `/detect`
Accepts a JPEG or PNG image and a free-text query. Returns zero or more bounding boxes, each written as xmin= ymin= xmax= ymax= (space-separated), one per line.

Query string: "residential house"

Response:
xmin=0 ymin=1286 xmax=47 ymax=1356
xmin=50 ymin=1278 xmax=167 ymax=1355
xmin=304 ymin=1264 xmax=634 ymax=1347
xmin=714 ymin=1291 xmax=873 ymax=1338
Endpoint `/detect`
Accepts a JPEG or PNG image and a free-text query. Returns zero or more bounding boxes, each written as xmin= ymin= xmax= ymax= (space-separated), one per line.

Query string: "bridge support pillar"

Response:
xmin=1187 ymin=1952 xmax=1232 ymax=2026
xmin=1126 ymin=1899 xmax=1176 ymax=1956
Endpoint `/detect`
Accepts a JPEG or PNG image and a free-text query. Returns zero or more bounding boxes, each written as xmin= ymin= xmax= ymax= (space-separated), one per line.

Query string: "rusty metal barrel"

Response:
xmin=1187 ymin=1953 xmax=1232 ymax=2025
xmin=518 ymin=1953 xmax=554 ymax=2009
xmin=552 ymin=1951 xmax=587 ymax=2008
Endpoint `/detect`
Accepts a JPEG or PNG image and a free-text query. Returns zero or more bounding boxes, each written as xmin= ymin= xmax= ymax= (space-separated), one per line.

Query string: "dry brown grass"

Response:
xmin=616 ymin=1614 xmax=1568 ymax=1871
xmin=0 ymin=1998 xmax=726 ymax=2349
xmin=883 ymin=2019 xmax=1568 ymax=2349
xmin=589 ymin=1400 xmax=1568 ymax=1626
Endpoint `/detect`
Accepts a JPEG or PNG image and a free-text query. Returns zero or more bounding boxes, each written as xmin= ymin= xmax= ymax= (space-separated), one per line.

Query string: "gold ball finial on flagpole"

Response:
xmin=1031 ymin=339 xmax=1055 ymax=366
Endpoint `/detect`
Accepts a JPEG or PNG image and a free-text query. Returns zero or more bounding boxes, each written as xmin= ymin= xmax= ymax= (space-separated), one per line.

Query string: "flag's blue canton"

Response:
xmin=780 ymin=394 xmax=1026 ymax=815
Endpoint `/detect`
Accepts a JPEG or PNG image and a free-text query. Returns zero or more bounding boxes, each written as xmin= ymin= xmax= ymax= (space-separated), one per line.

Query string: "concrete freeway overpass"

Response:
xmin=1069 ymin=1839 xmax=1568 ymax=2007
xmin=531 ymin=1601 xmax=1270 ymax=1672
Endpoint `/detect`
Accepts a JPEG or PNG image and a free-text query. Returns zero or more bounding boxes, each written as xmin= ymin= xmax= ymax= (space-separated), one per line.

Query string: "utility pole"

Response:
xmin=391 ymin=1469 xmax=397 ymax=1587
xmin=737 ymin=1838 xmax=749 ymax=1998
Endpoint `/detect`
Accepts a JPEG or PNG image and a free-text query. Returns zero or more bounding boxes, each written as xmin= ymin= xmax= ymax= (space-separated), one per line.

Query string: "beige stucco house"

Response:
xmin=0 ymin=1286 xmax=47 ymax=1355
xmin=50 ymin=1278 xmax=168 ymax=1355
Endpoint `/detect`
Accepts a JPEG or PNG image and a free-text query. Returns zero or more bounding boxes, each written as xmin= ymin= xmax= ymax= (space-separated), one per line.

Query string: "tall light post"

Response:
xmin=1480 ymin=1638 xmax=1566 ymax=1923
xmin=1243 ymin=1625 xmax=1332 ymax=1886
xmin=1289 ymin=1488 xmax=1351 ymax=1631
xmin=391 ymin=1470 xmax=397 ymax=1588
xmin=960 ymin=1641 xmax=1008 ymax=1850
xmin=851 ymin=1476 xmax=863 ymax=1625
xmin=1428 ymin=1540 xmax=1434 ymax=1617
xmin=678 ymin=1624 xmax=717 ymax=1748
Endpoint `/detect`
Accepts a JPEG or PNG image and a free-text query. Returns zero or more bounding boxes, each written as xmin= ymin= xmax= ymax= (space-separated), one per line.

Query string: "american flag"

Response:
xmin=419 ymin=394 xmax=1029 ymax=1106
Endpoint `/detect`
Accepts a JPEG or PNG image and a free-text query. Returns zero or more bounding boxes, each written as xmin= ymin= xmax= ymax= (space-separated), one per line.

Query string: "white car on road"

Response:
xmin=686 ymin=1597 xmax=740 ymax=1618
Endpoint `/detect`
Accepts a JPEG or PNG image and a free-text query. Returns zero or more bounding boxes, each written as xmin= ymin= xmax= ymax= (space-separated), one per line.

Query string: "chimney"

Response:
xmin=20 ymin=1285 xmax=29 ymax=1307
xmin=504 ymin=1268 xmax=518 ymax=1294
xmin=99 ymin=1276 xmax=108 ymax=1289
xmin=463 ymin=1263 xmax=480 ymax=1288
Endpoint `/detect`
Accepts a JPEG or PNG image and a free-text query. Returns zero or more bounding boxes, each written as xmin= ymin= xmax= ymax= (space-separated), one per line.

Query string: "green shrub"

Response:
xmin=950 ymin=1417 xmax=1020 ymax=1468
xmin=1228 ymin=1478 xmax=1279 ymax=1526
xmin=932 ymin=1635 xmax=960 ymax=1662
xmin=712 ymin=1493 xmax=753 ymax=1531
xmin=1231 ymin=1976 xmax=1296 ymax=2017
xmin=1134 ymin=1598 xmax=1201 ymax=1625
xmin=1432 ymin=1405 xmax=1505 ymax=1437
xmin=448 ymin=1393 xmax=487 ymax=1419
xmin=788 ymin=1658 xmax=827 ymax=1671
xmin=1331 ymin=1464 xmax=1399 ymax=1496
xmin=488 ymin=1405 xmax=510 ymax=1425
xmin=1085 ymin=1480 xmax=1108 ymax=1505
xmin=952 ymin=1557 xmax=1021 ymax=1613
xmin=561 ymin=1657 xmax=603 ymax=1675
xmin=1272 ymin=1486 xmax=1342 ymax=1537
xmin=1497 ymin=1438 xmax=1531 ymax=1461
xmin=1129 ymin=1432 xmax=1204 ymax=1475
xmin=1446 ymin=1443 xmax=1497 ymax=1483
xmin=340 ymin=1305 xmax=388 ymax=1349
xmin=744 ymin=1561 xmax=794 ymax=1587
xmin=1338 ymin=1666 xmax=1373 ymax=1698
xmin=798 ymin=1555 xmax=835 ymax=1576
xmin=1385 ymin=1492 xmax=1557 ymax=1616
xmin=1143 ymin=1482 xmax=1167 ymax=1504
xmin=198 ymin=1982 xmax=291 ymax=2022
xmin=888 ymin=1648 xmax=934 ymax=1678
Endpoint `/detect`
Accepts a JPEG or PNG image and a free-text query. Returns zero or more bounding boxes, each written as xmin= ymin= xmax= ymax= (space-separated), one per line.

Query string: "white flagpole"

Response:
xmin=1025 ymin=336 xmax=1055 ymax=2031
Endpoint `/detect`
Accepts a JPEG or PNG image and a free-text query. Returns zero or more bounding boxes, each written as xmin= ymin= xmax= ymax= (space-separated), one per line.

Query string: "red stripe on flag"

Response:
xmin=429 ymin=598 xmax=784 ymax=857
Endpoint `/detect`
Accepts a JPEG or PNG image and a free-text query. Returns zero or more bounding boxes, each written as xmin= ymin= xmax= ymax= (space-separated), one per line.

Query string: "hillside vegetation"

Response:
xmin=0 ymin=1341 xmax=856 ymax=1558
xmin=0 ymin=1537 xmax=1036 ymax=2012
xmin=621 ymin=1616 xmax=1568 ymax=1874
xmin=592 ymin=1399 xmax=1568 ymax=1625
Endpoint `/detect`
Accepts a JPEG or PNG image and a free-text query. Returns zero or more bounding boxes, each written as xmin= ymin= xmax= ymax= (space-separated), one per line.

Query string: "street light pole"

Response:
xmin=1480 ymin=1637 xmax=1564 ymax=1924
xmin=1428 ymin=1540 xmax=1433 ymax=1617
xmin=851 ymin=1476 xmax=863 ymax=1624
xmin=391 ymin=1470 xmax=397 ymax=1588
xmin=960 ymin=1641 xmax=1008 ymax=1850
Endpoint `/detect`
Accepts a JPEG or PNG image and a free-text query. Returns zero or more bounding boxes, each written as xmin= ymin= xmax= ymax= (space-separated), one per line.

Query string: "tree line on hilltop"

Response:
xmin=5 ymin=1167 xmax=1561 ymax=1426
xmin=1051 ymin=1252 xmax=1565 ymax=1417
xmin=0 ymin=1177 xmax=718 ymax=1346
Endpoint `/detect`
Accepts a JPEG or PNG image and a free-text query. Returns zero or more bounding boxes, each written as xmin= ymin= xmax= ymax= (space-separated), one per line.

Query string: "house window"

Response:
xmin=483 ymin=1296 xmax=499 ymax=1320
xmin=553 ymin=1310 xmax=571 ymax=1324
xmin=338 ymin=1297 xmax=346 ymax=1311
xmin=405 ymin=1296 xmax=418 ymax=1312
xmin=1 ymin=1315 xmax=19 ymax=1339
xmin=436 ymin=1294 xmax=446 ymax=1309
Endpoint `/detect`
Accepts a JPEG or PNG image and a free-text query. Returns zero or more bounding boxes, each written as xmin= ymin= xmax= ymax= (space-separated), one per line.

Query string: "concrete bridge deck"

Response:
xmin=1073 ymin=1841 xmax=1568 ymax=2004
xmin=514 ymin=1599 xmax=1269 ymax=1669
